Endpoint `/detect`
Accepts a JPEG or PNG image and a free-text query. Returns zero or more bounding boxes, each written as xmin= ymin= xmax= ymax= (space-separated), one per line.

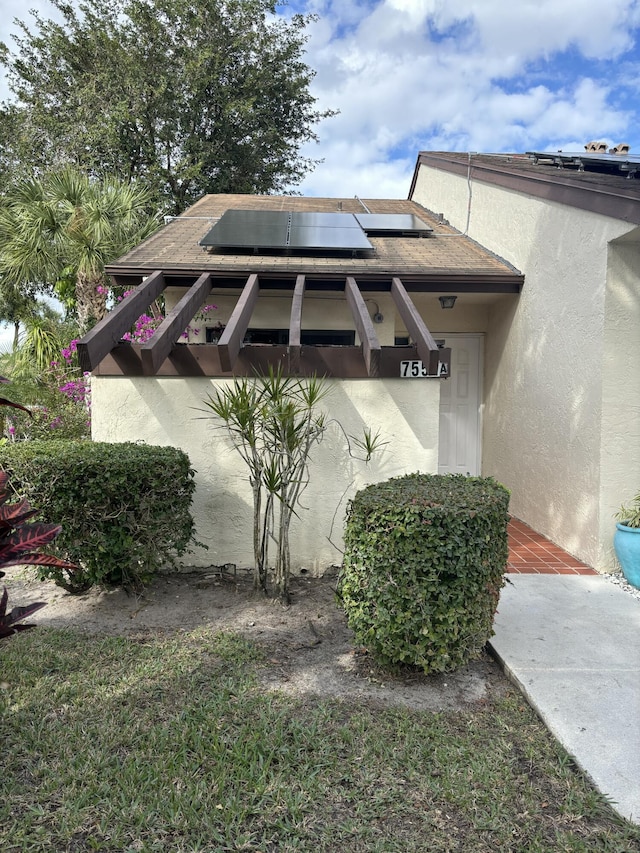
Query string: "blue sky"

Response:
xmin=290 ymin=0 xmax=640 ymax=196
xmin=2 ymin=0 xmax=640 ymax=202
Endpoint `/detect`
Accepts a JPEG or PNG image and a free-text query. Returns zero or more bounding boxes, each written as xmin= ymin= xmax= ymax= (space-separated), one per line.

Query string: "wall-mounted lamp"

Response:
xmin=367 ymin=299 xmax=384 ymax=323
xmin=438 ymin=295 xmax=457 ymax=310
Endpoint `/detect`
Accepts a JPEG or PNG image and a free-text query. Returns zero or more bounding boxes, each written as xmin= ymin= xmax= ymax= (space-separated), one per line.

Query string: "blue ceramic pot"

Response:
xmin=613 ymin=523 xmax=640 ymax=589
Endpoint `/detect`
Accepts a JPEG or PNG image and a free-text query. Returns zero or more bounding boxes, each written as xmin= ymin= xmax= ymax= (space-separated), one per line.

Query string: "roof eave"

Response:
xmin=413 ymin=152 xmax=640 ymax=225
xmin=105 ymin=265 xmax=523 ymax=293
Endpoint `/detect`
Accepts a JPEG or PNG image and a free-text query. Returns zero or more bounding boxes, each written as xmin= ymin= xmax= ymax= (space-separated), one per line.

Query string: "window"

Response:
xmin=301 ymin=330 xmax=355 ymax=346
xmin=244 ymin=329 xmax=289 ymax=345
xmin=206 ymin=328 xmax=357 ymax=346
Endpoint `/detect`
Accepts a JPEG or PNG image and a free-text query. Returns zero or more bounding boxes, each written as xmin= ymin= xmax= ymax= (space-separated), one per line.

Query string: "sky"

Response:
xmin=2 ymin=0 xmax=640 ymax=200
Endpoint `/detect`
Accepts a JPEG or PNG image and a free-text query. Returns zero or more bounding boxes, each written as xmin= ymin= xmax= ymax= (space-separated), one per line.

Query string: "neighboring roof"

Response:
xmin=108 ymin=194 xmax=522 ymax=289
xmin=410 ymin=152 xmax=640 ymax=225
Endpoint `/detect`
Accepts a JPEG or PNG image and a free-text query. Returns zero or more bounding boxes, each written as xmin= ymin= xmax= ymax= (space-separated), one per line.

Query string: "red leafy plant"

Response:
xmin=0 ymin=470 xmax=77 ymax=639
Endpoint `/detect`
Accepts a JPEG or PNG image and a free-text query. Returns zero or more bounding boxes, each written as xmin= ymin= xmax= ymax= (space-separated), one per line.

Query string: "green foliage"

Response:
xmin=1 ymin=0 xmax=335 ymax=213
xmin=0 ymin=168 xmax=159 ymax=332
xmin=0 ymin=339 xmax=91 ymax=443
xmin=338 ymin=473 xmax=510 ymax=674
xmin=0 ymin=440 xmax=199 ymax=592
xmin=4 ymin=398 xmax=90 ymax=443
xmin=615 ymin=491 xmax=640 ymax=528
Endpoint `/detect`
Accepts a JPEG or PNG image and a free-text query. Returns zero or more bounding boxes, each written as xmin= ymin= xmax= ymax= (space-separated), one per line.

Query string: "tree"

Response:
xmin=0 ymin=104 xmax=28 ymax=195
xmin=0 ymin=277 xmax=38 ymax=351
xmin=0 ymin=168 xmax=159 ymax=333
xmin=0 ymin=0 xmax=334 ymax=214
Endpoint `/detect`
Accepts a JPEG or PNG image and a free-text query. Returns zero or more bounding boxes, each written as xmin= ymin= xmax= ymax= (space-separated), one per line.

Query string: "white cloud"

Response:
xmin=298 ymin=0 xmax=640 ymax=195
xmin=421 ymin=0 xmax=640 ymax=61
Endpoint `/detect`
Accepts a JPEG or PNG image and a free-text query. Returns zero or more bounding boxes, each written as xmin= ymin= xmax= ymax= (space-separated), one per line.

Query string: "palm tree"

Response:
xmin=0 ymin=169 xmax=159 ymax=333
xmin=7 ymin=307 xmax=69 ymax=377
xmin=0 ymin=277 xmax=36 ymax=351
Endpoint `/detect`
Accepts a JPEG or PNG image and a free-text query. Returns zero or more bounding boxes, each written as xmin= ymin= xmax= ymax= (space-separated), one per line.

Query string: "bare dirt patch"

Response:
xmin=4 ymin=566 xmax=509 ymax=712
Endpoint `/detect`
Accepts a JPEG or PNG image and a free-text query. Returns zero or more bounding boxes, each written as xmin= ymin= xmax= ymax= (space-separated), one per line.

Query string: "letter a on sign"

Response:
xmin=438 ymin=361 xmax=448 ymax=377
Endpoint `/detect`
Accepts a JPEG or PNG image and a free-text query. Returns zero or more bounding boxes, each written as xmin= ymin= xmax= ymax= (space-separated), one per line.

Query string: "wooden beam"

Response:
xmin=288 ymin=275 xmax=306 ymax=373
xmin=76 ymin=270 xmax=166 ymax=372
xmin=391 ymin=276 xmax=440 ymax=374
xmin=217 ymin=274 xmax=260 ymax=371
xmin=345 ymin=276 xmax=381 ymax=377
xmin=91 ymin=343 xmax=452 ymax=379
xmin=140 ymin=272 xmax=212 ymax=375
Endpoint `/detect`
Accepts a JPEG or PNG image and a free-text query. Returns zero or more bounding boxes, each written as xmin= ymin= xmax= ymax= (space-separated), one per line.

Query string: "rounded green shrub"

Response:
xmin=338 ymin=473 xmax=510 ymax=674
xmin=0 ymin=440 xmax=198 ymax=592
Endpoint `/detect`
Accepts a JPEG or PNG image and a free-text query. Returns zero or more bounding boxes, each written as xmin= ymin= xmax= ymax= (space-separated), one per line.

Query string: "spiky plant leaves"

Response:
xmin=0 ymin=586 xmax=47 ymax=637
xmin=0 ymin=468 xmax=78 ymax=638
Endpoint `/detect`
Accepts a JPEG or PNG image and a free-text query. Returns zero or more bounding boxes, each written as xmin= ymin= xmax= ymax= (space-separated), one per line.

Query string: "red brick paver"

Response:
xmin=507 ymin=518 xmax=597 ymax=575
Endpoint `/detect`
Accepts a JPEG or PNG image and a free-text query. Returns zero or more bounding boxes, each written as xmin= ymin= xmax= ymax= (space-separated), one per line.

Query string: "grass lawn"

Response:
xmin=1 ymin=627 xmax=639 ymax=852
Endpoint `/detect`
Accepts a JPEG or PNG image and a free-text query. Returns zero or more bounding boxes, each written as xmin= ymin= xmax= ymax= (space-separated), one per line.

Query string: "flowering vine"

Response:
xmin=55 ymin=340 xmax=91 ymax=411
xmin=5 ymin=339 xmax=91 ymax=441
xmin=106 ymin=286 xmax=218 ymax=343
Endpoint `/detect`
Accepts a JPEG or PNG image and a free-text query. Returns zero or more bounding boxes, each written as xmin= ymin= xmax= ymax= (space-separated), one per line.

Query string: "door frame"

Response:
xmin=434 ymin=332 xmax=484 ymax=476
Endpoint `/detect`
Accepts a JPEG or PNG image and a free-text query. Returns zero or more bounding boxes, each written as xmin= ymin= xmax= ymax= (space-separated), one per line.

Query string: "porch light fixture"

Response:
xmin=439 ymin=295 xmax=457 ymax=309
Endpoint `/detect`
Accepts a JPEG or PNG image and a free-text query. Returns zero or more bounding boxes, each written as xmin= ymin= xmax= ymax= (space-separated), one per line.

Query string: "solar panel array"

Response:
xmin=528 ymin=151 xmax=640 ymax=177
xmin=200 ymin=210 xmax=372 ymax=253
xmin=199 ymin=209 xmax=433 ymax=254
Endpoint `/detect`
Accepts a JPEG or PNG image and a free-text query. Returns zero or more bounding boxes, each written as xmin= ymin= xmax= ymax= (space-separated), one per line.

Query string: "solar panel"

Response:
xmin=354 ymin=213 xmax=433 ymax=236
xmin=291 ymin=212 xmax=362 ymax=229
xmin=199 ymin=210 xmax=373 ymax=253
xmin=528 ymin=151 xmax=640 ymax=177
xmin=289 ymin=224 xmax=372 ymax=250
xmin=199 ymin=210 xmax=289 ymax=249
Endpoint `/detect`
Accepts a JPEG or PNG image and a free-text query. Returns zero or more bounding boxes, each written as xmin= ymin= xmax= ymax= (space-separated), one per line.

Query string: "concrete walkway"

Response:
xmin=489 ymin=574 xmax=640 ymax=825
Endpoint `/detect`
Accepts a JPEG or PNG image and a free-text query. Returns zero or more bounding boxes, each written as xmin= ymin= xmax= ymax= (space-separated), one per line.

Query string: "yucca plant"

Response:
xmin=201 ymin=368 xmax=384 ymax=603
xmin=615 ymin=491 xmax=640 ymax=529
xmin=202 ymin=369 xmax=330 ymax=602
xmin=0 ymin=469 xmax=77 ymax=638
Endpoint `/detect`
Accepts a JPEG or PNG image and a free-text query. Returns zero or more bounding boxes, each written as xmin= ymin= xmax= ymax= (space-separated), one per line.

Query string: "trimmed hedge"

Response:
xmin=338 ymin=473 xmax=510 ymax=674
xmin=0 ymin=440 xmax=198 ymax=592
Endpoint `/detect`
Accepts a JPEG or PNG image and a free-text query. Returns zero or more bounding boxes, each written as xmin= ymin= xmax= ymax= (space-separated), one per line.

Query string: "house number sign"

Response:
xmin=400 ymin=359 xmax=449 ymax=378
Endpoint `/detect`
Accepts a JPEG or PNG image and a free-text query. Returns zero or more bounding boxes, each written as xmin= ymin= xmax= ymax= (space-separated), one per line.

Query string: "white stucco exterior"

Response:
xmin=91 ymin=376 xmax=440 ymax=572
xmin=169 ymin=288 xmax=399 ymax=346
xmin=412 ymin=162 xmax=640 ymax=570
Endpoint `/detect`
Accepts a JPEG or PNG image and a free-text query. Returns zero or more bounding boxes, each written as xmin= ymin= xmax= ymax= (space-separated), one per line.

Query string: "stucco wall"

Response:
xmin=167 ymin=289 xmax=398 ymax=346
xmin=91 ymin=376 xmax=440 ymax=572
xmin=598 ymin=232 xmax=640 ymax=568
xmin=413 ymin=163 xmax=634 ymax=569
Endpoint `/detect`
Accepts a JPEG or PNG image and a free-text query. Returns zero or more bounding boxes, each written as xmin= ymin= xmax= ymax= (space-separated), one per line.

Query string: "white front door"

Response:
xmin=436 ymin=334 xmax=483 ymax=475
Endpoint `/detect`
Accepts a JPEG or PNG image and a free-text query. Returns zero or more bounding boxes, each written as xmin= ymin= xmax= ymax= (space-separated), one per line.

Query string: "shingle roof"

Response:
xmin=108 ymin=194 xmax=522 ymax=285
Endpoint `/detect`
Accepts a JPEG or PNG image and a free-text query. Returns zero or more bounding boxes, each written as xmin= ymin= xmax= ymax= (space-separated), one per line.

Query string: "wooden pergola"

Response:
xmin=77 ymin=270 xmax=462 ymax=379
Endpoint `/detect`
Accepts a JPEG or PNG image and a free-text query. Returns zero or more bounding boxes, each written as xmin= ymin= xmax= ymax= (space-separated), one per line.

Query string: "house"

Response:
xmin=410 ymin=150 xmax=640 ymax=572
xmin=79 ymin=194 xmax=522 ymax=570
